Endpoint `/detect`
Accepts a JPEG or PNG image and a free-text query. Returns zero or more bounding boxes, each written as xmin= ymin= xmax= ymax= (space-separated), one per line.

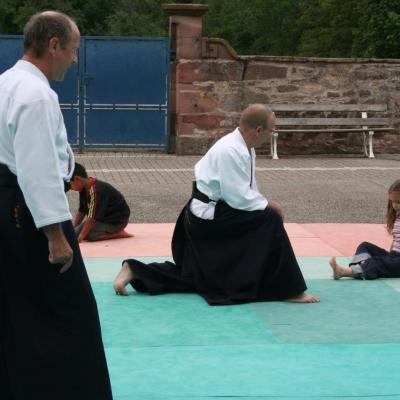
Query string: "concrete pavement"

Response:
xmin=67 ymin=153 xmax=400 ymax=224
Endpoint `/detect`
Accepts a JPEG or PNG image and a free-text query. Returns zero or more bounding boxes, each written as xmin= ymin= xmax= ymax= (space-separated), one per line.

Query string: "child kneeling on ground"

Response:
xmin=70 ymin=162 xmax=133 ymax=242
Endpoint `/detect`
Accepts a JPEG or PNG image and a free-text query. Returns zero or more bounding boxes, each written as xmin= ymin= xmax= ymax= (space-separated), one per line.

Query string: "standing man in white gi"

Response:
xmin=0 ymin=11 xmax=113 ymax=399
xmin=114 ymin=104 xmax=320 ymax=305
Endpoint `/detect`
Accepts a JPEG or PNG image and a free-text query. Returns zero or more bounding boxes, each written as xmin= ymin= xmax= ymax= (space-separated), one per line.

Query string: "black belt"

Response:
xmin=0 ymin=163 xmax=70 ymax=192
xmin=0 ymin=163 xmax=18 ymax=186
xmin=192 ymin=181 xmax=212 ymax=203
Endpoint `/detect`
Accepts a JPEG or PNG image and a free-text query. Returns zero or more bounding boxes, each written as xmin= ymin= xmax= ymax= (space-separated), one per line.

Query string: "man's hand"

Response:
xmin=267 ymin=200 xmax=284 ymax=219
xmin=42 ymin=223 xmax=74 ymax=273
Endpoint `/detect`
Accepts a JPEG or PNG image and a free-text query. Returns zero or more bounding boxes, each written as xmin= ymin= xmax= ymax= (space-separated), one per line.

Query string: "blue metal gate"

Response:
xmin=0 ymin=36 xmax=170 ymax=149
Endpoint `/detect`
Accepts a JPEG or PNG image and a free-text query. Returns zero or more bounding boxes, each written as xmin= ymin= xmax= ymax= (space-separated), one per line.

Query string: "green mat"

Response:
xmin=107 ymin=344 xmax=400 ymax=398
xmin=89 ymin=258 xmax=400 ymax=399
xmin=95 ymin=284 xmax=276 ymax=347
xmin=251 ymin=279 xmax=400 ymax=343
xmin=94 ymin=279 xmax=400 ymax=346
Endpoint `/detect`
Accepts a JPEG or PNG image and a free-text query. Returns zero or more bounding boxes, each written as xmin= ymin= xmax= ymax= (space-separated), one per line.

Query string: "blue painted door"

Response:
xmin=82 ymin=37 xmax=169 ymax=147
xmin=52 ymin=64 xmax=80 ymax=146
xmin=0 ymin=35 xmax=169 ymax=149
xmin=0 ymin=36 xmax=80 ymax=145
xmin=0 ymin=36 xmax=23 ymax=70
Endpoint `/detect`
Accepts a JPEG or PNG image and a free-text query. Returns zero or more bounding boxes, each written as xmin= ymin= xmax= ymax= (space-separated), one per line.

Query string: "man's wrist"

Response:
xmin=42 ymin=223 xmax=64 ymax=240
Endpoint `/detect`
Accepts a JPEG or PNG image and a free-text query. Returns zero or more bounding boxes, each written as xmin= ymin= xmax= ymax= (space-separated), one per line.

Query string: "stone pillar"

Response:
xmin=162 ymin=3 xmax=208 ymax=60
xmin=162 ymin=3 xmax=208 ymax=153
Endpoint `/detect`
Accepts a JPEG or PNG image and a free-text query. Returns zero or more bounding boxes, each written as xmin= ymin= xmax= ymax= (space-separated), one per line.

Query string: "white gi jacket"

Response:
xmin=0 ymin=60 xmax=74 ymax=228
xmin=191 ymin=127 xmax=268 ymax=219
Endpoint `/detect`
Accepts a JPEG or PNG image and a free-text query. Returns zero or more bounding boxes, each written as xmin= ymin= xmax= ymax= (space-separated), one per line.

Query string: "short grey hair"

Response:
xmin=23 ymin=11 xmax=74 ymax=58
xmin=239 ymin=104 xmax=274 ymax=130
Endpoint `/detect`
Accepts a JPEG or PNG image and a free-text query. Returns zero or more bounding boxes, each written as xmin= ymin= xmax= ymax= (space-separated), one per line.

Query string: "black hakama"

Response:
xmin=0 ymin=165 xmax=113 ymax=399
xmin=125 ymin=188 xmax=307 ymax=305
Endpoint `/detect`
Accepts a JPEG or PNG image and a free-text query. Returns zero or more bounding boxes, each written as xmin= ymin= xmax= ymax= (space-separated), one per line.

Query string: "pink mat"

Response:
xmin=79 ymin=223 xmax=392 ymax=258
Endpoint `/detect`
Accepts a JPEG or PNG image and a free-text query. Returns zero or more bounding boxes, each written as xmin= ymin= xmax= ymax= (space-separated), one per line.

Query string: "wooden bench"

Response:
xmin=269 ymin=104 xmax=395 ymax=159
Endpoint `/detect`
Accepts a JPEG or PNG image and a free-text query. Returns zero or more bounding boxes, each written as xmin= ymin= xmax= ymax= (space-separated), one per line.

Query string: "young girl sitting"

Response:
xmin=330 ymin=179 xmax=400 ymax=280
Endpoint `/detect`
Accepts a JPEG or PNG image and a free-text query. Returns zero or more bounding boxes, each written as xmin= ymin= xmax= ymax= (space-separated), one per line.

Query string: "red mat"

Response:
xmin=79 ymin=223 xmax=391 ymax=258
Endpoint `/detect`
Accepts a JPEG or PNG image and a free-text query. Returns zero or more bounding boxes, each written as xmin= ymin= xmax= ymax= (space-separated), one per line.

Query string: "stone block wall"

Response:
xmin=164 ymin=4 xmax=400 ymax=156
xmin=175 ymin=56 xmax=400 ymax=155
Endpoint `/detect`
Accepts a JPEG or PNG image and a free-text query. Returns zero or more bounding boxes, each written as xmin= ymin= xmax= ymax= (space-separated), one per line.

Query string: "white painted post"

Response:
xmin=368 ymin=130 xmax=375 ymax=158
xmin=272 ymin=131 xmax=279 ymax=160
xmin=361 ymin=112 xmax=370 ymax=157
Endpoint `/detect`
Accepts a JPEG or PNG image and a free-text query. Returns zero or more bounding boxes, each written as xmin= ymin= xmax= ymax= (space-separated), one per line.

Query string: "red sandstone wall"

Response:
xmin=164 ymin=4 xmax=400 ymax=156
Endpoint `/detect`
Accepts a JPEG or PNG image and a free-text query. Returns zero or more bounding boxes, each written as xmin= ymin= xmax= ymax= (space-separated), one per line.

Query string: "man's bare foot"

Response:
xmin=286 ymin=292 xmax=320 ymax=303
xmin=329 ymin=257 xmax=353 ymax=279
xmin=113 ymin=261 xmax=134 ymax=296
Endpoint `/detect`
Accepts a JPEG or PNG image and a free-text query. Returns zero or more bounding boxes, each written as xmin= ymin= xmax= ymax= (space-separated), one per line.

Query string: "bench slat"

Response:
xmin=270 ymin=104 xmax=387 ymax=112
xmin=276 ymin=117 xmax=389 ymax=126
xmin=276 ymin=127 xmax=395 ymax=133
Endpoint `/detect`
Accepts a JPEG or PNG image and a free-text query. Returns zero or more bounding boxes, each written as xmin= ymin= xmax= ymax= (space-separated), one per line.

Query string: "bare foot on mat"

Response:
xmin=329 ymin=256 xmax=353 ymax=280
xmin=286 ymin=292 xmax=320 ymax=303
xmin=113 ymin=261 xmax=135 ymax=296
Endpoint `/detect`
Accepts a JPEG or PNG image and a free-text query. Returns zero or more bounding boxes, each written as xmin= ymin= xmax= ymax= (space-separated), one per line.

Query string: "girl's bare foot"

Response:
xmin=113 ymin=261 xmax=134 ymax=296
xmin=329 ymin=257 xmax=353 ymax=279
xmin=286 ymin=292 xmax=320 ymax=303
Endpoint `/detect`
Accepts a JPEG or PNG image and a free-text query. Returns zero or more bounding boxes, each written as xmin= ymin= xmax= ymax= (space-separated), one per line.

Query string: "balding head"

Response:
xmin=238 ymin=104 xmax=276 ymax=148
xmin=23 ymin=11 xmax=77 ymax=58
xmin=239 ymin=104 xmax=275 ymax=131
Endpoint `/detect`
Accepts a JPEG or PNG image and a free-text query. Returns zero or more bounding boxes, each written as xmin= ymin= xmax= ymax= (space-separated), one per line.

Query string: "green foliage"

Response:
xmin=0 ymin=0 xmax=399 ymax=58
xmin=204 ymin=0 xmax=304 ymax=56
xmin=352 ymin=0 xmax=400 ymax=58
xmin=106 ymin=0 xmax=167 ymax=37
xmin=0 ymin=0 xmax=18 ymax=34
xmin=298 ymin=0 xmax=370 ymax=57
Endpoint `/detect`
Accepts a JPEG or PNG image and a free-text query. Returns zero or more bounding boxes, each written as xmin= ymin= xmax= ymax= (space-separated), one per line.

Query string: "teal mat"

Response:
xmin=94 ymin=284 xmax=276 ymax=347
xmin=107 ymin=344 xmax=400 ymax=398
xmin=110 ymin=398 xmax=400 ymax=400
xmin=88 ymin=257 xmax=400 ymax=399
xmin=94 ymin=279 xmax=400 ymax=346
xmin=251 ymin=279 xmax=400 ymax=343
xmin=108 ymin=398 xmax=400 ymax=400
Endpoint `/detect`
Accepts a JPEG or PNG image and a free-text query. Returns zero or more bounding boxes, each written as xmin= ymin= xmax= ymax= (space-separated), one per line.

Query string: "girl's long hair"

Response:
xmin=387 ymin=179 xmax=400 ymax=234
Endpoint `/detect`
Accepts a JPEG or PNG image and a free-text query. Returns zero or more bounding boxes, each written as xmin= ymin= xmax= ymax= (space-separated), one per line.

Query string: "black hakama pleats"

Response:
xmin=0 ymin=166 xmax=113 ymax=400
xmin=125 ymin=198 xmax=307 ymax=306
